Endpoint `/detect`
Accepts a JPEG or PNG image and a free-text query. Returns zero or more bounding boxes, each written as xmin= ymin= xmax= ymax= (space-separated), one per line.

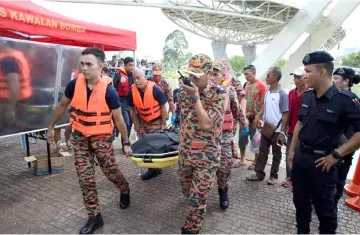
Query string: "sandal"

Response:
xmin=281 ymin=180 xmax=292 ymax=188
xmin=233 ymin=160 xmax=246 ymax=168
xmin=248 ymin=163 xmax=255 ymax=170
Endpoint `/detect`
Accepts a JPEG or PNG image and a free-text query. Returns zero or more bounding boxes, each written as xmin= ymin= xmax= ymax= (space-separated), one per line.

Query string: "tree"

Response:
xmin=162 ymin=30 xmax=192 ymax=69
xmin=276 ymin=58 xmax=287 ymax=68
xmin=342 ymin=52 xmax=360 ymax=68
xmin=229 ymin=55 xmax=246 ymax=73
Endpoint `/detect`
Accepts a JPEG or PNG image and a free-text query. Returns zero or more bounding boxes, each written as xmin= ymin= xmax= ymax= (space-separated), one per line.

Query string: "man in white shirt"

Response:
xmin=246 ymin=67 xmax=289 ymax=185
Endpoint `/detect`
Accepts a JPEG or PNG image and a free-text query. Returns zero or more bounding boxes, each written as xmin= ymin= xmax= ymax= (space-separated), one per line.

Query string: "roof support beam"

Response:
xmin=281 ymin=0 xmax=360 ymax=91
xmin=250 ymin=0 xmax=331 ymax=79
xmin=43 ymin=0 xmax=286 ymax=24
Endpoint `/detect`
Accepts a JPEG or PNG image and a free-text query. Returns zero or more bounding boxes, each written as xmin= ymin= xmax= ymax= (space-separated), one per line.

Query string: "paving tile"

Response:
xmin=0 ymin=137 xmax=359 ymax=234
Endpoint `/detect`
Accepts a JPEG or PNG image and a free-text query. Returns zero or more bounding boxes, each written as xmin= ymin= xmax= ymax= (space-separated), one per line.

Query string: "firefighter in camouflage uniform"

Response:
xmin=212 ymin=60 xmax=247 ymax=209
xmin=177 ymin=54 xmax=227 ymax=234
xmin=218 ymin=58 xmax=249 ymax=167
xmin=152 ymin=63 xmax=175 ymax=117
xmin=47 ymin=47 xmax=132 ymax=234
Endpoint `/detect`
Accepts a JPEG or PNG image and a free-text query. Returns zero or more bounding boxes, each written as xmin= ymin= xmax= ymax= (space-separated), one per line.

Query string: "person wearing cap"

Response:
xmin=152 ymin=63 xmax=176 ymax=117
xmin=281 ymin=66 xmax=307 ymax=189
xmin=217 ymin=58 xmax=249 ymax=168
xmin=333 ymin=67 xmax=360 ymax=210
xmin=212 ymin=60 xmax=246 ymax=210
xmin=288 ymin=51 xmax=360 ymax=234
xmin=176 ymin=54 xmax=227 ymax=234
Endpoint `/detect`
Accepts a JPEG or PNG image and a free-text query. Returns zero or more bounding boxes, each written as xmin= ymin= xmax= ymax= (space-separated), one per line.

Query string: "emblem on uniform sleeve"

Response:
xmin=303 ymin=54 xmax=311 ymax=63
xmin=338 ymin=68 xmax=345 ymax=75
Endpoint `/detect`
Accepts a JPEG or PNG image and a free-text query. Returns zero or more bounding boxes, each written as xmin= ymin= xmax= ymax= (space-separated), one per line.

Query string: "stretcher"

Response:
xmin=130 ymin=151 xmax=178 ymax=169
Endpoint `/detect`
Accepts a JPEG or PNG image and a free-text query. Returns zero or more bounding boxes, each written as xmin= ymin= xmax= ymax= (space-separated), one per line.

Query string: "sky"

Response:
xmin=33 ymin=0 xmax=360 ymax=61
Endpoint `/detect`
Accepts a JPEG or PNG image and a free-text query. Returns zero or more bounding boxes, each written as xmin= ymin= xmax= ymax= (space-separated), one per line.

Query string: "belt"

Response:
xmin=299 ymin=142 xmax=332 ymax=156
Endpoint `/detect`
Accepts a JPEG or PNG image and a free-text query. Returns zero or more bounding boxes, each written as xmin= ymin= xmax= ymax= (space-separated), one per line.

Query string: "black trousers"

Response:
xmin=292 ymin=146 xmax=338 ymax=234
xmin=334 ymin=158 xmax=352 ymax=211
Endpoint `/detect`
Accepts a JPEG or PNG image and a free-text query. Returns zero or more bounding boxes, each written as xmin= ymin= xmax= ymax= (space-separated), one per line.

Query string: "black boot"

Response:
xmin=181 ymin=227 xmax=199 ymax=234
xmin=120 ymin=191 xmax=130 ymax=209
xmin=218 ymin=187 xmax=229 ymax=210
xmin=79 ymin=213 xmax=104 ymax=234
xmin=141 ymin=169 xmax=158 ymax=181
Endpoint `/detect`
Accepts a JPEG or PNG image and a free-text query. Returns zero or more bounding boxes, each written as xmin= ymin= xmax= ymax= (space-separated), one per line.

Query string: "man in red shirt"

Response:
xmin=281 ymin=66 xmax=307 ymax=188
xmin=239 ymin=65 xmax=267 ymax=170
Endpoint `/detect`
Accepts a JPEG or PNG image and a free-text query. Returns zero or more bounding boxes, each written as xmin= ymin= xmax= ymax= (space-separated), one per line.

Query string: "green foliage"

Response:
xmin=229 ymin=55 xmax=246 ymax=73
xmin=163 ymin=69 xmax=181 ymax=80
xmin=342 ymin=52 xmax=360 ymax=68
xmin=276 ymin=58 xmax=287 ymax=68
xmin=162 ymin=30 xmax=192 ymax=69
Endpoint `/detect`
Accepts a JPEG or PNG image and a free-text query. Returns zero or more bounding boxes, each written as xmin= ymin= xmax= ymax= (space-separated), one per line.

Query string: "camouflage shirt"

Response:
xmin=177 ymin=82 xmax=227 ymax=164
xmin=228 ymin=86 xmax=247 ymax=128
xmin=155 ymin=79 xmax=173 ymax=103
xmin=231 ymin=78 xmax=246 ymax=103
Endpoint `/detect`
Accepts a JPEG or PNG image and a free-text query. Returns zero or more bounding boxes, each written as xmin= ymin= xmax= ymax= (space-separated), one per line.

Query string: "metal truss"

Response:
xmin=43 ymin=0 xmax=299 ymax=45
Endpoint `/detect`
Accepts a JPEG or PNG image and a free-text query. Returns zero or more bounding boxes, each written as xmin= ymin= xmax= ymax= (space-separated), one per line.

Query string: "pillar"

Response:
xmin=242 ymin=45 xmax=257 ymax=65
xmin=211 ymin=40 xmax=228 ymax=60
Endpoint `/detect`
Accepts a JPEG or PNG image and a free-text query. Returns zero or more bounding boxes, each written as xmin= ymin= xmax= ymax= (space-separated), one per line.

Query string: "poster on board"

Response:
xmin=0 ymin=38 xmax=82 ymax=138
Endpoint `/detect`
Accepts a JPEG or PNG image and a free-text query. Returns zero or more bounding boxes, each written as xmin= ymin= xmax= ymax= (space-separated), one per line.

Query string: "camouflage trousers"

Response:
xmin=178 ymin=150 xmax=219 ymax=233
xmin=71 ymin=131 xmax=129 ymax=217
xmin=139 ymin=118 xmax=162 ymax=136
xmin=217 ymin=131 xmax=234 ymax=189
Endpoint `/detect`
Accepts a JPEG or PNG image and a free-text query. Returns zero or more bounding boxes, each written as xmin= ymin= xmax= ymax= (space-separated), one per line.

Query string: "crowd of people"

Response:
xmin=42 ymin=46 xmax=360 ymax=234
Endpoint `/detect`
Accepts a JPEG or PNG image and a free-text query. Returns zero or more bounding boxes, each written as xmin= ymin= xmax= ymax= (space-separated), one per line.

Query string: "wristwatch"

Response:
xmin=331 ymin=150 xmax=341 ymax=160
xmin=190 ymin=95 xmax=200 ymax=102
xmin=123 ymin=142 xmax=131 ymax=146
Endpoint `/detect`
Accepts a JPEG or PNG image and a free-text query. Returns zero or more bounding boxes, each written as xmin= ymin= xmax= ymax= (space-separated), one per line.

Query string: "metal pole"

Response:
xmin=25 ymin=134 xmax=31 ymax=168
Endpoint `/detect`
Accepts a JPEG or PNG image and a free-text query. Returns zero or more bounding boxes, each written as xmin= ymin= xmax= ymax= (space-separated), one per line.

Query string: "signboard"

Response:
xmin=0 ymin=38 xmax=82 ymax=138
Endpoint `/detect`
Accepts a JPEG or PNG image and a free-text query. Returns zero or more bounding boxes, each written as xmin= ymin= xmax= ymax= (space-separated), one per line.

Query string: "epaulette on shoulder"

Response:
xmin=339 ymin=89 xmax=358 ymax=99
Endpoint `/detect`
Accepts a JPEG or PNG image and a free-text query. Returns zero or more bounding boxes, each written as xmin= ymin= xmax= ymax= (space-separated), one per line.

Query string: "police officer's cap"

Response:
xmin=302 ymin=51 xmax=334 ymax=66
xmin=333 ymin=67 xmax=355 ymax=77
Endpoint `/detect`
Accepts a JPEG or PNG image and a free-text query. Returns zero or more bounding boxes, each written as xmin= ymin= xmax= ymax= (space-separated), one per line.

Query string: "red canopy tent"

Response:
xmin=0 ymin=0 xmax=137 ymax=51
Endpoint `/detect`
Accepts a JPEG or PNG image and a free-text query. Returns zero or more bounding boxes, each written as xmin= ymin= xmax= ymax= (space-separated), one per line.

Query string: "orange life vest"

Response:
xmin=0 ymin=50 xmax=32 ymax=100
xmin=117 ymin=68 xmax=130 ymax=97
xmin=102 ymin=75 xmax=113 ymax=85
xmin=69 ymin=75 xmax=113 ymax=137
xmin=132 ymin=81 xmax=161 ymax=122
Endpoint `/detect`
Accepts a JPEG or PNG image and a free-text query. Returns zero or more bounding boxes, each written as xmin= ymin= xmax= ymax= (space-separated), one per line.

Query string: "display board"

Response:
xmin=0 ymin=38 xmax=82 ymax=138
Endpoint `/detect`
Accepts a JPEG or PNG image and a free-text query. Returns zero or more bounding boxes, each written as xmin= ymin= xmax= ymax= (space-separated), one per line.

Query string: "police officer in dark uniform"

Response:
xmin=333 ymin=67 xmax=360 ymax=210
xmin=288 ymin=51 xmax=360 ymax=234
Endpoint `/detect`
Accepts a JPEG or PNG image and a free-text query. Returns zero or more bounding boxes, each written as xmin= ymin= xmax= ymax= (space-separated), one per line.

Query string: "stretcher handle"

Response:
xmin=131 ymin=151 xmax=178 ymax=157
